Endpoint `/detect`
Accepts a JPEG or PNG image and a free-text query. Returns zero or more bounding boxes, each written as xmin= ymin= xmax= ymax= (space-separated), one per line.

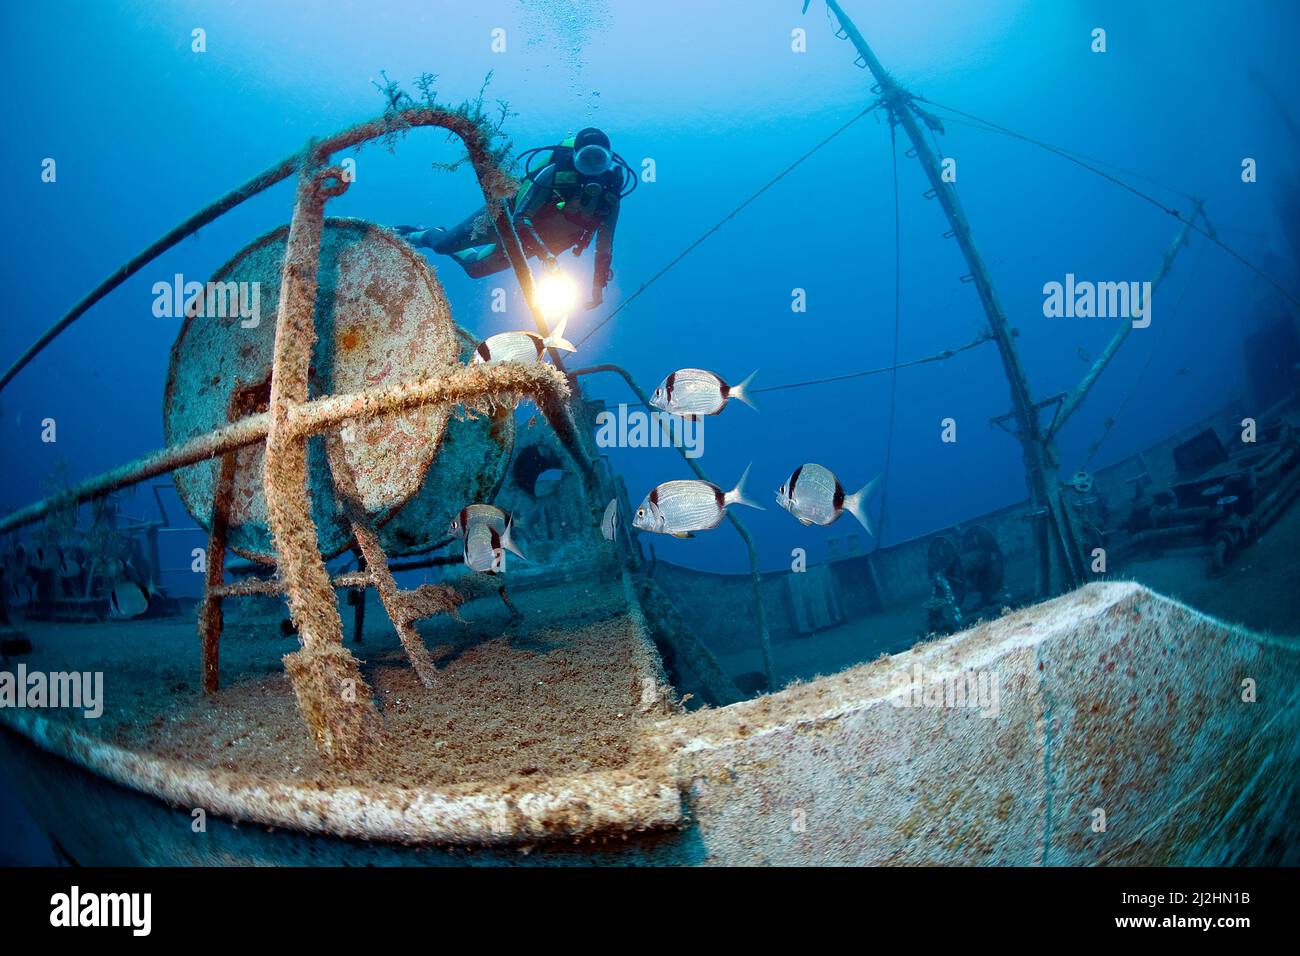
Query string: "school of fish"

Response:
xmin=449 ymin=344 xmax=883 ymax=573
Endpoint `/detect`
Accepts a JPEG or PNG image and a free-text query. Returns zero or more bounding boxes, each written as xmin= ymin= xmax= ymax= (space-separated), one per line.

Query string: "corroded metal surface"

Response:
xmin=263 ymin=169 xmax=383 ymax=765
xmin=4 ymin=104 xmax=580 ymax=769
xmin=163 ymin=218 xmax=458 ymax=562
xmin=0 ymin=714 xmax=682 ymax=850
xmin=378 ymin=339 xmax=516 ymax=557
xmin=2 ymin=582 xmax=1295 ymax=862
xmin=665 ymin=582 xmax=1300 ymax=865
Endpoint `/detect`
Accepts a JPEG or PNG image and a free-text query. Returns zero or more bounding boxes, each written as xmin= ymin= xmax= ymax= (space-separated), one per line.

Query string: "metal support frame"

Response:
xmin=822 ymin=0 xmax=1077 ymax=594
xmin=0 ymin=105 xmax=600 ymax=765
xmin=197 ymin=440 xmax=237 ymax=694
xmin=1048 ymin=200 xmax=1205 ymax=440
xmin=818 ymin=0 xmax=1200 ymax=597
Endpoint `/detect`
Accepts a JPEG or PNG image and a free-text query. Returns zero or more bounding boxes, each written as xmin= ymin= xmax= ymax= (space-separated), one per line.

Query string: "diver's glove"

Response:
xmin=393 ymin=224 xmax=437 ymax=248
xmin=586 ymin=267 xmax=611 ymax=309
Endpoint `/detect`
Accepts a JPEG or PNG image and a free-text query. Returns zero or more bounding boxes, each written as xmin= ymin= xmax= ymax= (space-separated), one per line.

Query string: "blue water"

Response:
xmin=1 ymin=0 xmax=1298 ymax=585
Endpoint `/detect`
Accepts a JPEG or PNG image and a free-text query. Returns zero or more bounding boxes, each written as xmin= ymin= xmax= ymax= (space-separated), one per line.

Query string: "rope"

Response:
xmin=749 ymin=335 xmax=991 ymax=394
xmin=577 ymin=335 xmax=991 ymax=408
xmin=936 ymin=115 xmax=1198 ymax=204
xmin=574 ymin=100 xmax=883 ymax=348
xmin=920 ymin=98 xmax=1300 ymax=312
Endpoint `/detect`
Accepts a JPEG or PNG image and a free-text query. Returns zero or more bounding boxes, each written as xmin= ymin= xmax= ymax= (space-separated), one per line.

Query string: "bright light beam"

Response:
xmin=535 ymin=270 xmax=578 ymax=322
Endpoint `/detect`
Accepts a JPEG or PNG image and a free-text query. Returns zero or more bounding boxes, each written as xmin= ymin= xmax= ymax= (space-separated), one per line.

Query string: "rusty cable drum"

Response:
xmin=376 ymin=337 xmax=516 ymax=558
xmin=164 ymin=218 xmax=514 ymax=563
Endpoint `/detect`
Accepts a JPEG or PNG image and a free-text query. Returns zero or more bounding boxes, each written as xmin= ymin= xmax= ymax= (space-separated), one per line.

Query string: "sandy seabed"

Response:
xmin=6 ymin=576 xmax=669 ymax=793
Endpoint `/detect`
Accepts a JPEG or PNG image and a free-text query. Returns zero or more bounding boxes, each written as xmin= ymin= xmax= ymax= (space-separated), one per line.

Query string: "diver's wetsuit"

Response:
xmin=416 ymin=141 xmax=622 ymax=300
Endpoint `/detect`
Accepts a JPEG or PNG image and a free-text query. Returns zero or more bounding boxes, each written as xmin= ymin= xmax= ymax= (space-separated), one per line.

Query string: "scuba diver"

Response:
xmin=396 ymin=127 xmax=634 ymax=309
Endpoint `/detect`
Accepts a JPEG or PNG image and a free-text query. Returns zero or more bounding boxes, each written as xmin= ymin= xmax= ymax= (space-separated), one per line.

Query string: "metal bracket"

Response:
xmin=990 ymin=393 xmax=1067 ymax=435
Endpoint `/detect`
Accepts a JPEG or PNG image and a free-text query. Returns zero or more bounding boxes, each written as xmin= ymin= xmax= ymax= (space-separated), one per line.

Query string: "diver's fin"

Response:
xmin=544 ymin=315 xmax=577 ymax=353
xmin=729 ymin=369 xmax=760 ymax=412
xmin=725 ymin=462 xmax=765 ymax=511
xmin=843 ymin=474 xmax=882 ymax=536
xmin=502 ymin=515 xmax=528 ymax=561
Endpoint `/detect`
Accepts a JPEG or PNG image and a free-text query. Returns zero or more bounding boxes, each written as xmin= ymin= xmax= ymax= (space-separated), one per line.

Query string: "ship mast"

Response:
xmin=819 ymin=0 xmax=1083 ymax=594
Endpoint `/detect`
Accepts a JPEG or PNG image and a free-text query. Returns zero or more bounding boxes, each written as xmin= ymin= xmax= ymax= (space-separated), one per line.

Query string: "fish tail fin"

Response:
xmin=725 ymin=462 xmax=765 ymax=511
xmin=601 ymin=499 xmax=619 ymax=541
xmin=502 ymin=515 xmax=528 ymax=561
xmin=843 ymin=474 xmax=882 ymax=536
xmin=544 ymin=315 xmax=577 ymax=353
xmin=729 ymin=369 xmax=760 ymax=412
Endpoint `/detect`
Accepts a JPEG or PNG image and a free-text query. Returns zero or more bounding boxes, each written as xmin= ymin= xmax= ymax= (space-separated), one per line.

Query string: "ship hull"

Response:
xmin=2 ymin=582 xmax=1297 ymax=865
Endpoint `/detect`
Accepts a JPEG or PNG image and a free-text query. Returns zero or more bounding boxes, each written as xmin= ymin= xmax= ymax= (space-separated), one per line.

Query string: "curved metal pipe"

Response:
xmin=0 ymin=105 xmax=527 ymax=393
xmin=1131 ymin=523 xmax=1203 ymax=546
xmin=1253 ymin=441 xmax=1297 ymax=481
xmin=1255 ymin=456 xmax=1300 ymax=530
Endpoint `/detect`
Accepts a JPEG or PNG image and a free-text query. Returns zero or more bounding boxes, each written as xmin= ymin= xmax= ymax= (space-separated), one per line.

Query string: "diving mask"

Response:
xmin=573 ymin=143 xmax=613 ymax=177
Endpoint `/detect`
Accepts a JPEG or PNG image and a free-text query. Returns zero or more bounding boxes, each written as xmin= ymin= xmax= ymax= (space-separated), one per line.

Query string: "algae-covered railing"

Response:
xmin=0 ymin=104 xmax=596 ymax=766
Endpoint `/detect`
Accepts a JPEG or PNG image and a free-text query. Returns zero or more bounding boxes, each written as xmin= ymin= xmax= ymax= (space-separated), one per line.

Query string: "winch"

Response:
xmin=163 ymin=218 xmax=515 ymax=563
xmin=921 ymin=524 xmax=1005 ymax=635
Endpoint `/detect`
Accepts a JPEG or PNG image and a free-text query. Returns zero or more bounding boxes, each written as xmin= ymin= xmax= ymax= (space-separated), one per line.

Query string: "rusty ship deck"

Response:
xmin=2 ymin=577 xmax=1297 ymax=865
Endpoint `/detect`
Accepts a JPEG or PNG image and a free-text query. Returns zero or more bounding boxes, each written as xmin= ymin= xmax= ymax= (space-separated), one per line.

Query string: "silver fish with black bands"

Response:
xmin=650 ymin=368 xmax=759 ymax=417
xmin=463 ymin=521 xmax=506 ymax=574
xmin=448 ymin=504 xmax=526 ymax=560
xmin=776 ymin=463 xmax=879 ymax=535
xmin=472 ymin=316 xmax=575 ymax=365
xmin=633 ymin=464 xmax=763 ymax=537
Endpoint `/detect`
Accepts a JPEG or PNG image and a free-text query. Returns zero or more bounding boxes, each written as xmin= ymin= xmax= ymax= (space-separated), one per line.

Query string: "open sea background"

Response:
xmin=1 ymin=0 xmax=1297 ymax=580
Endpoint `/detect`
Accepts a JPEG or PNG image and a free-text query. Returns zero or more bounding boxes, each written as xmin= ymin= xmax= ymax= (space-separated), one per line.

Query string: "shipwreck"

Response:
xmin=1 ymin=3 xmax=1298 ymax=865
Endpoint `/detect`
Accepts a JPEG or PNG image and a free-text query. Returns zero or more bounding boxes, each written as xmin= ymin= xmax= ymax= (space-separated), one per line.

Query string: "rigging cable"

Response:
xmin=582 ymin=334 xmax=992 ymax=407
xmin=574 ymin=100 xmax=883 ymax=348
xmin=918 ymin=98 xmax=1300 ymax=312
xmin=934 ymin=114 xmax=1198 ymax=204
xmin=749 ymin=335 xmax=989 ymax=394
